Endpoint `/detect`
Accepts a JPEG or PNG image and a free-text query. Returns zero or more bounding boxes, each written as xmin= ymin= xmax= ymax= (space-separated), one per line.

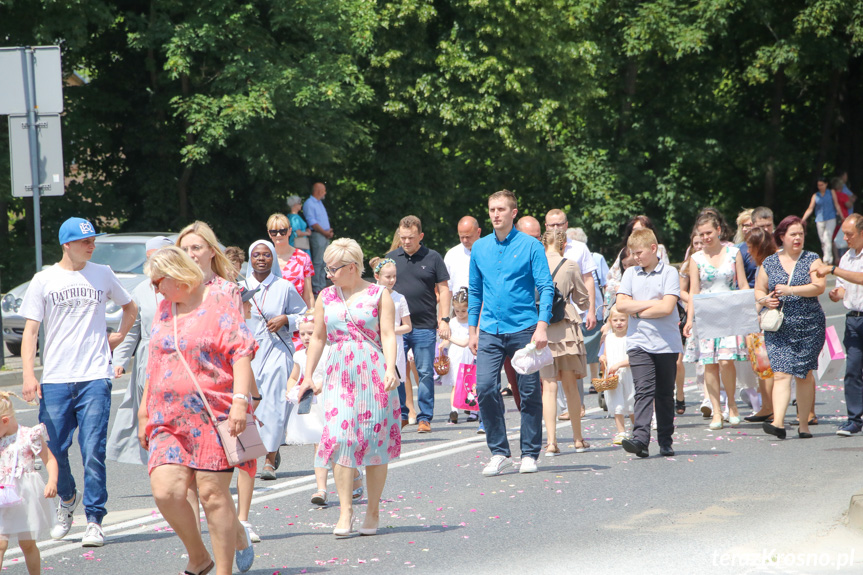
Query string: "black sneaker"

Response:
xmin=621 ymin=438 xmax=649 ymax=458
xmin=448 ymin=410 xmax=458 ymax=424
xmin=466 ymin=412 xmax=479 ymax=423
xmin=659 ymin=445 xmax=675 ymax=457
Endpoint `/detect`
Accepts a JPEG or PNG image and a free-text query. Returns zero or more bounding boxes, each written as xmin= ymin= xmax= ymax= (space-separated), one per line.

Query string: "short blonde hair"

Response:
xmin=627 ymin=228 xmax=658 ymax=250
xmin=176 ymin=221 xmax=234 ymax=281
xmin=147 ymin=246 xmax=205 ymax=290
xmin=608 ymin=305 xmax=627 ymax=319
xmin=324 ymin=238 xmax=364 ymax=272
xmin=0 ymin=391 xmax=30 ymax=418
xmin=267 ymin=213 xmax=290 ymax=230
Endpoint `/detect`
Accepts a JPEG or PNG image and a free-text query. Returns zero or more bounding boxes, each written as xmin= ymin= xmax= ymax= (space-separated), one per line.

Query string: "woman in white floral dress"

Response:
xmin=683 ymin=212 xmax=750 ymax=430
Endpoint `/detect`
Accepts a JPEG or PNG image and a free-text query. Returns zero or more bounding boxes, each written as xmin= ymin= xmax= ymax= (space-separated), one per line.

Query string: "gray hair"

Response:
xmin=286 ymin=195 xmax=303 ymax=208
xmin=570 ymin=227 xmax=588 ymax=244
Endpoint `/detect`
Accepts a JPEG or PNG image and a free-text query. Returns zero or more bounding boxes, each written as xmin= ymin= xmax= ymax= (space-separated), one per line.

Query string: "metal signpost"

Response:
xmin=0 ymin=46 xmax=64 ymax=366
xmin=0 ymin=45 xmax=64 ymax=270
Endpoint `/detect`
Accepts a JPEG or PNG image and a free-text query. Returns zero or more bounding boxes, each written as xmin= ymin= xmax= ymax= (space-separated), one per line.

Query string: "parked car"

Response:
xmin=1 ymin=232 xmax=176 ymax=356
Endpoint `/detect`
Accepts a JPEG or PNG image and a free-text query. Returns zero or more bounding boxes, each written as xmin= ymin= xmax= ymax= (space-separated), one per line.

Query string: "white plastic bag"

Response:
xmin=511 ymin=342 xmax=554 ymax=375
xmin=285 ymin=391 xmax=326 ymax=445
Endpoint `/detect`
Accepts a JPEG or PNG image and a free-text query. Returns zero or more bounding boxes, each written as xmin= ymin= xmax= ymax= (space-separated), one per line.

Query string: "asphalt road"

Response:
xmin=3 ymin=294 xmax=863 ymax=575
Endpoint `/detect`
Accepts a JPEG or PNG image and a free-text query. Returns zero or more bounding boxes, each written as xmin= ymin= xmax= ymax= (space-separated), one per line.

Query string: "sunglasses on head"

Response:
xmin=268 ymin=228 xmax=289 ymax=237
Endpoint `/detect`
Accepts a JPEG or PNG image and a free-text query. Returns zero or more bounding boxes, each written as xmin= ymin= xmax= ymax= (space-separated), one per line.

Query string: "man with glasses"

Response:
xmin=20 ymin=217 xmax=138 ymax=547
xmin=544 ymin=209 xmax=597 ymax=331
xmin=387 ymin=215 xmax=451 ymax=433
xmin=303 ymin=182 xmax=334 ymax=295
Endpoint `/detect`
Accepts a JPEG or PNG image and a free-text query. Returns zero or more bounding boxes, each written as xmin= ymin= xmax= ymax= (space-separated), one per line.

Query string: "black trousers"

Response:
xmin=628 ymin=348 xmax=678 ymax=448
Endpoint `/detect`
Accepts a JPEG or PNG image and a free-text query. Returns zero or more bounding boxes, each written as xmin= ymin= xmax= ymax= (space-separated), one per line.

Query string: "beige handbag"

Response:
xmin=172 ymin=304 xmax=267 ymax=466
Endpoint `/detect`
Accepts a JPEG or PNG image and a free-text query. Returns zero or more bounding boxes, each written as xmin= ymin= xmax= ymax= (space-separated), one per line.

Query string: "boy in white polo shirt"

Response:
xmin=614 ymin=229 xmax=683 ymax=458
xmin=20 ymin=217 xmax=138 ymax=547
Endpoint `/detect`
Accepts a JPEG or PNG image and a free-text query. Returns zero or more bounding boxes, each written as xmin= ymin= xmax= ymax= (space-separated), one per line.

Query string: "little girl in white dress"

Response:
xmin=599 ymin=307 xmax=636 ymax=446
xmin=0 ymin=391 xmax=58 ymax=574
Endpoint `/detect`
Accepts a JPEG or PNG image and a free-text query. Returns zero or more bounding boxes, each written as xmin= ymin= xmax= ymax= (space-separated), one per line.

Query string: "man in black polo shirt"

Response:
xmin=387 ymin=215 xmax=451 ymax=433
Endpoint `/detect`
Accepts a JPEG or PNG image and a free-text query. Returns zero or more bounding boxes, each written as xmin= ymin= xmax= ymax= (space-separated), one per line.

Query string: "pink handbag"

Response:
xmin=453 ymin=363 xmax=479 ymax=411
xmin=172 ymin=305 xmax=267 ymax=466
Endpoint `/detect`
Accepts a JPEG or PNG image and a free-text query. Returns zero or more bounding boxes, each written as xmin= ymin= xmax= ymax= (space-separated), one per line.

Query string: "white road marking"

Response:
xmin=4 ymin=383 xmax=702 ymax=563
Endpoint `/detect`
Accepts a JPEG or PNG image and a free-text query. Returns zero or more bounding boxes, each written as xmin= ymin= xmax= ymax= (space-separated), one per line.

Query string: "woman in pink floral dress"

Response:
xmin=296 ymin=238 xmax=400 ymax=538
xmin=141 ymin=246 xmax=257 ymax=575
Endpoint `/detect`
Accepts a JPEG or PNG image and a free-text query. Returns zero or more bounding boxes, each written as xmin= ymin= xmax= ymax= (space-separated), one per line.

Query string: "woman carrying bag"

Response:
xmin=140 ymin=247 xmax=257 ymax=575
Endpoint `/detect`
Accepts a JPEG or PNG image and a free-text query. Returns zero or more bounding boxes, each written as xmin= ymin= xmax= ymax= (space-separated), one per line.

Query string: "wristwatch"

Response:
xmin=440 ymin=317 xmax=451 ymax=323
xmin=832 ymin=265 xmax=837 ymax=274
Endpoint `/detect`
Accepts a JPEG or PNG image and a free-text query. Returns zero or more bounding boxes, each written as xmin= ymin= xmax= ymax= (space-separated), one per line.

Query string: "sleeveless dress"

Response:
xmin=762 ymin=251 xmax=826 ymax=378
xmin=315 ymin=284 xmax=402 ymax=468
xmin=690 ymin=246 xmax=747 ymax=364
xmin=0 ymin=424 xmax=56 ymax=542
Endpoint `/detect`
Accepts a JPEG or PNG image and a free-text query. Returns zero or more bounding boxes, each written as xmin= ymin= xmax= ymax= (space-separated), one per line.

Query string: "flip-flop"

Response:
xmin=184 ymin=560 xmax=214 ymax=575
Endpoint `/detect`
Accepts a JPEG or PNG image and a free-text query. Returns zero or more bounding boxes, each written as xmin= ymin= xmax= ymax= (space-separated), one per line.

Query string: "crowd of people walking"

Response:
xmin=3 ymin=175 xmax=863 ymax=574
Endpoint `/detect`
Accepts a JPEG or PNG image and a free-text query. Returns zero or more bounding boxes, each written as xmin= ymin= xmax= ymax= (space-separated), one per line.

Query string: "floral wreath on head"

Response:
xmin=373 ymin=258 xmax=396 ymax=275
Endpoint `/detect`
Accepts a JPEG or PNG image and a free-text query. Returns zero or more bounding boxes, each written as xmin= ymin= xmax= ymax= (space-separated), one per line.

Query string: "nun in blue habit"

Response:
xmin=243 ymin=239 xmax=307 ymax=479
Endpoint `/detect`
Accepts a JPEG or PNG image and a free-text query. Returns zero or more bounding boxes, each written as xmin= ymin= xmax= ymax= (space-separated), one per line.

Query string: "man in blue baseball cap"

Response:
xmin=19 ymin=217 xmax=138 ymax=547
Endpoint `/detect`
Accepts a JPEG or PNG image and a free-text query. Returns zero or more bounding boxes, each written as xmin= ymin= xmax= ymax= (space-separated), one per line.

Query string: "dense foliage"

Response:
xmin=2 ymin=0 xmax=863 ymax=289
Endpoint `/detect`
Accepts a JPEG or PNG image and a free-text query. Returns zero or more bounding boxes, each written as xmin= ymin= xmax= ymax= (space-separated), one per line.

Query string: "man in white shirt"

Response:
xmin=816 ymin=214 xmax=863 ymax=436
xmin=20 ymin=217 xmax=137 ymax=547
xmin=444 ymin=216 xmax=481 ymax=294
xmin=544 ymin=209 xmax=596 ymax=329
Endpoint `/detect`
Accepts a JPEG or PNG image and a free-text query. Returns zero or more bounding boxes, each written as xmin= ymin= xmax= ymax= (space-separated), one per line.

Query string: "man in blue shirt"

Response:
xmin=468 ymin=190 xmax=554 ymax=476
xmin=303 ymin=182 xmax=333 ymax=294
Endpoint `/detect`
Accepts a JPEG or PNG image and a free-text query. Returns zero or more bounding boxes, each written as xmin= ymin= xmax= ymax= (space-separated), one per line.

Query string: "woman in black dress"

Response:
xmin=754 ymin=216 xmax=826 ymax=439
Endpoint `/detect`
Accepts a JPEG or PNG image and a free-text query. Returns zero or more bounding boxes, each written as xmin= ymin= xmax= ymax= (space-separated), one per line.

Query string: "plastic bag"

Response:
xmin=511 ymin=342 xmax=554 ymax=375
xmin=285 ymin=395 xmax=326 ymax=445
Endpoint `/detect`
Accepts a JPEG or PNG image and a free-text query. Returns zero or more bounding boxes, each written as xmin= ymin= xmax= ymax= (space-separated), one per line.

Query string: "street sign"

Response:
xmin=8 ymin=113 xmax=64 ymax=197
xmin=0 ymin=46 xmax=63 ymax=114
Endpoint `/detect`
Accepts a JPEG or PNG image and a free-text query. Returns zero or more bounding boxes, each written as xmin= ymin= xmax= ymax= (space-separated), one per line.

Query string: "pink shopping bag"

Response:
xmin=817 ymin=325 xmax=846 ymax=381
xmin=453 ymin=363 xmax=479 ymax=411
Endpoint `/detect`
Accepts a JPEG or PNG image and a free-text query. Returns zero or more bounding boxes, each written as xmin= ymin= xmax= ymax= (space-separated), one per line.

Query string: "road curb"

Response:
xmin=849 ymin=490 xmax=863 ymax=530
xmin=0 ymin=368 xmax=40 ymax=390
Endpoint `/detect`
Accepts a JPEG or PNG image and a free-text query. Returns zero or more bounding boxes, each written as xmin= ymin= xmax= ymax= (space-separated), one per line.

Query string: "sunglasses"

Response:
xmin=151 ymin=277 xmax=165 ymax=290
xmin=325 ymin=263 xmax=350 ymax=275
xmin=268 ymin=228 xmax=290 ymax=237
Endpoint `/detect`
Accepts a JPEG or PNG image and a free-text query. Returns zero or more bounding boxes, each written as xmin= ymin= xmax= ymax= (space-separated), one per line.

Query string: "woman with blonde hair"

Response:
xmin=733 ymin=209 xmax=754 ymax=244
xmin=540 ymin=229 xmax=591 ymax=455
xmin=139 ymin=246 xmax=256 ymax=575
xmin=296 ymin=238 xmax=401 ymax=537
xmin=267 ymin=213 xmax=315 ymax=311
xmin=176 ymin=221 xmax=239 ymax=303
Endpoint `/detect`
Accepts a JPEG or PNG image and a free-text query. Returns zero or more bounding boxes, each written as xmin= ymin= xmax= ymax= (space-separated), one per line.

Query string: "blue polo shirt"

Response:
xmin=468 ymin=227 xmax=554 ymax=334
xmin=303 ymin=195 xmax=330 ymax=230
xmin=617 ymin=260 xmax=683 ymax=354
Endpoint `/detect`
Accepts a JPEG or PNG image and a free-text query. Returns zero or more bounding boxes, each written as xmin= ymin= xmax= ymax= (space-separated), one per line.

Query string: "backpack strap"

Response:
xmin=551 ymin=258 xmax=567 ymax=280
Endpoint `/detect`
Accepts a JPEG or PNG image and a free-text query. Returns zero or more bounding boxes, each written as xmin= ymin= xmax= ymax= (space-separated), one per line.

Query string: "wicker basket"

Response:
xmin=591 ymin=374 xmax=619 ymax=392
xmin=433 ymin=354 xmax=450 ymax=376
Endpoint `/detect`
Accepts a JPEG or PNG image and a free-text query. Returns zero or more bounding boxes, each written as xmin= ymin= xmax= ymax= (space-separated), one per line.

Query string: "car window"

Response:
xmin=91 ymin=242 xmax=147 ymax=274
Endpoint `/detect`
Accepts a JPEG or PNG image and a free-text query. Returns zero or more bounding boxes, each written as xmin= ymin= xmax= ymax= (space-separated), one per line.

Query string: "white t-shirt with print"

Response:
xmin=19 ymin=262 xmax=132 ymax=384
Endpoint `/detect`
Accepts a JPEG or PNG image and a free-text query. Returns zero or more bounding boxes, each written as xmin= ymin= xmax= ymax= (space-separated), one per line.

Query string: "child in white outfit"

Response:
xmin=440 ymin=288 xmax=475 ymax=424
xmin=599 ymin=307 xmax=636 ymax=445
xmin=0 ymin=391 xmax=59 ymax=575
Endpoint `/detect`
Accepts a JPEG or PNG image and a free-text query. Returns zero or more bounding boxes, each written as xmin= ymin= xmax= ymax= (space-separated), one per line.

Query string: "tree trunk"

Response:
xmin=617 ymin=59 xmax=638 ymax=139
xmin=812 ymin=70 xmax=843 ymax=186
xmin=177 ymin=73 xmax=193 ymax=221
xmin=764 ymin=67 xmax=785 ymax=206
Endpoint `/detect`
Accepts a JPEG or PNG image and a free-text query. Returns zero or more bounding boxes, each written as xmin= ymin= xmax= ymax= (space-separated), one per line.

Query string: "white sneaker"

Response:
xmin=81 ymin=522 xmax=104 ymax=547
xmin=240 ymin=520 xmax=261 ymax=543
xmin=519 ymin=456 xmax=538 ymax=474
xmin=50 ymin=491 xmax=80 ymax=540
xmin=482 ymin=454 xmax=513 ymax=477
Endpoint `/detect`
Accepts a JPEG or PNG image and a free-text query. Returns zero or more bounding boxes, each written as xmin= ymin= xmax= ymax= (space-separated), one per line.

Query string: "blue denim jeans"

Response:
xmin=844 ymin=316 xmax=863 ymax=426
xmin=476 ymin=327 xmax=542 ymax=459
xmin=400 ymin=328 xmax=437 ymax=422
xmin=39 ymin=378 xmax=112 ymax=524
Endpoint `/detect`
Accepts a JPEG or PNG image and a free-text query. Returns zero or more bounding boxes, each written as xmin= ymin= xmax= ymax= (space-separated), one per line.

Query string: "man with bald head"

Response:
xmin=516 ymin=216 xmax=542 ymax=240
xmin=303 ymin=182 xmax=333 ymax=295
xmin=444 ymin=216 xmax=482 ymax=295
